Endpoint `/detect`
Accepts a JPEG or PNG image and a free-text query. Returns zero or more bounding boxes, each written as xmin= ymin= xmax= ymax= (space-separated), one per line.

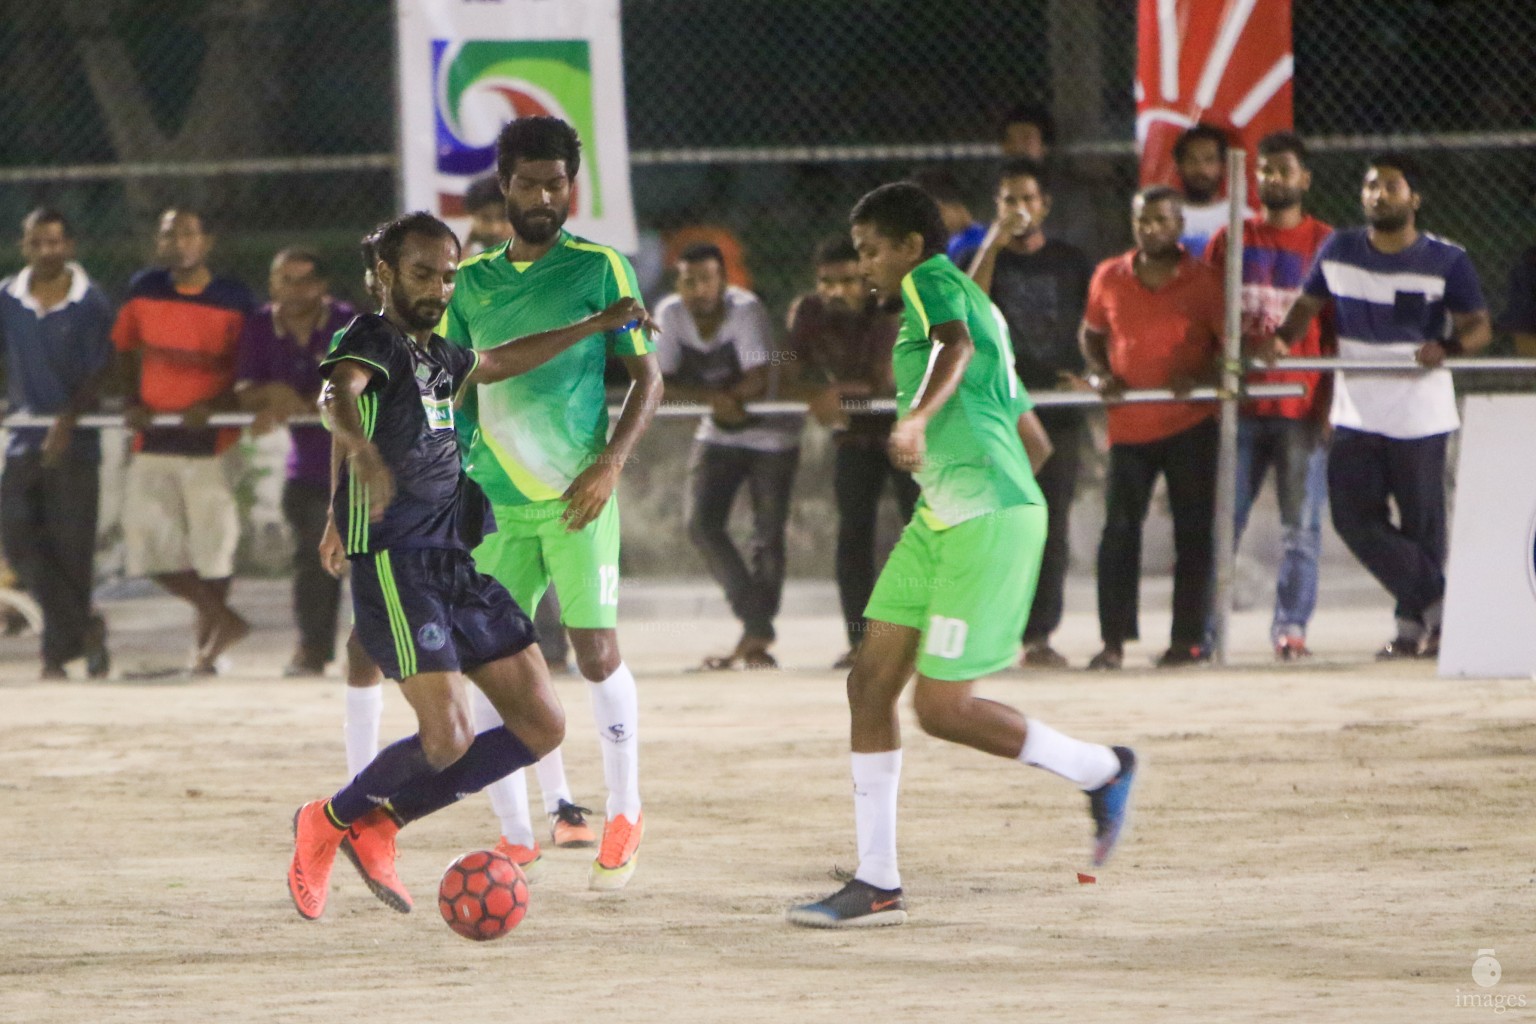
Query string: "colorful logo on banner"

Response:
xmin=432 ymin=39 xmax=598 ymax=217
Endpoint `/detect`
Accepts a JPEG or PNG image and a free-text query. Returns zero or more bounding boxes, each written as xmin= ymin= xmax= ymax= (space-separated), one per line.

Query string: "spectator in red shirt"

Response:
xmin=111 ymin=206 xmax=255 ymax=674
xmin=1205 ymin=131 xmax=1333 ymax=661
xmin=1078 ymin=186 xmax=1223 ymax=669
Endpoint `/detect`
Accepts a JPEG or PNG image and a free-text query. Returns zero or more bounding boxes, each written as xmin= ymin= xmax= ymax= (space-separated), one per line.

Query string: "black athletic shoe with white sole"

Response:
xmin=786 ymin=879 xmax=906 ymax=929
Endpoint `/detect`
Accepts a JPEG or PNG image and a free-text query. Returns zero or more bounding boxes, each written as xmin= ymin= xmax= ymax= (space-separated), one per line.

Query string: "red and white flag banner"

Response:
xmin=1136 ymin=0 xmax=1294 ymax=195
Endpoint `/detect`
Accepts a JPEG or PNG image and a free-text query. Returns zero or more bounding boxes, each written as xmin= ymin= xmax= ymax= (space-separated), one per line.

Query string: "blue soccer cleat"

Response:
xmin=1087 ymin=746 xmax=1137 ymax=867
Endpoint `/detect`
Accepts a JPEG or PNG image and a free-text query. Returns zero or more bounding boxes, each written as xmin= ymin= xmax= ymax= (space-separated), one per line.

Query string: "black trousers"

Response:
xmin=685 ymin=441 xmax=800 ymax=641
xmin=1024 ymin=413 xmax=1084 ymax=644
xmin=1097 ymin=418 xmax=1217 ymax=647
xmin=0 ymin=448 xmax=100 ymax=667
xmin=833 ymin=441 xmax=920 ymax=647
xmin=283 ymin=479 xmax=342 ymax=663
xmin=1327 ymin=426 xmax=1447 ymax=623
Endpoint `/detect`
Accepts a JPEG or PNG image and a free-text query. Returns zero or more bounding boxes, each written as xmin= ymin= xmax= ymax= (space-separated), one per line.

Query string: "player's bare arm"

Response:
xmin=1017 ymin=410 xmax=1054 ymax=473
xmin=468 ymin=297 xmax=650 ymax=386
xmin=1274 ymin=293 xmax=1325 ymax=352
xmin=888 ymin=319 xmax=974 ymax=472
xmin=318 ymin=359 xmax=394 ymax=521
xmin=561 ymin=350 xmax=663 ymax=532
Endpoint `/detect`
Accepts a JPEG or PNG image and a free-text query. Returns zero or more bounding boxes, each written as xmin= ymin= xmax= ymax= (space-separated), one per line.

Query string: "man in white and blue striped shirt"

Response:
xmin=1276 ymin=153 xmax=1491 ymax=660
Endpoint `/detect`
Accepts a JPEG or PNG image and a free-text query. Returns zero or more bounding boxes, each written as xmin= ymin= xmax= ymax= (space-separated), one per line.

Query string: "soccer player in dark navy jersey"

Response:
xmin=287 ymin=211 xmax=648 ymax=920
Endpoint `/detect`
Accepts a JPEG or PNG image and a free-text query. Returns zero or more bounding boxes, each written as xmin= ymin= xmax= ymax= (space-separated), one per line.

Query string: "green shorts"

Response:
xmin=471 ymin=497 xmax=621 ymax=630
xmin=864 ymin=504 xmax=1046 ymax=681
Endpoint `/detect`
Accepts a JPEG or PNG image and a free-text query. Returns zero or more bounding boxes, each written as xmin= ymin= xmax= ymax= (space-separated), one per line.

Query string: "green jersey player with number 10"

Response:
xmin=441 ymin=117 xmax=662 ymax=892
xmin=787 ymin=183 xmax=1138 ymax=929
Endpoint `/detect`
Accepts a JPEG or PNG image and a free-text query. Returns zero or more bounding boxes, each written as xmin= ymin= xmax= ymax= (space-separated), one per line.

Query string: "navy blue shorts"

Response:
xmin=350 ymin=547 xmax=537 ymax=681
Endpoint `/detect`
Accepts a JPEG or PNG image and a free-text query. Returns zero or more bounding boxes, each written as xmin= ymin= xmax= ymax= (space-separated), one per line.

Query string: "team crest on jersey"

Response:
xmin=417 ymin=621 xmax=448 ymax=651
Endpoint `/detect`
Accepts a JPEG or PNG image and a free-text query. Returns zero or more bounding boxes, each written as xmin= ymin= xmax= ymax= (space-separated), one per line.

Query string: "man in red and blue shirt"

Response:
xmin=1206 ymin=131 xmax=1333 ymax=661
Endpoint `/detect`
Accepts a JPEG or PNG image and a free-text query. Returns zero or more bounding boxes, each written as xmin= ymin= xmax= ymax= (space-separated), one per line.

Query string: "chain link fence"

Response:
xmin=1 ymin=0 xmax=1532 ymax=580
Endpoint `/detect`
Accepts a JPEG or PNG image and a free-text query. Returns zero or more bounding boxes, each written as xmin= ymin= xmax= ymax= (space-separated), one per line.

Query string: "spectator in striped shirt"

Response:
xmin=1275 ymin=153 xmax=1491 ymax=660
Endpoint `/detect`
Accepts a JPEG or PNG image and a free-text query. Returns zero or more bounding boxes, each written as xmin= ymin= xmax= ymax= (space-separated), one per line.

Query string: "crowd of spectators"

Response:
xmin=0 ymin=113 xmax=1520 ymax=677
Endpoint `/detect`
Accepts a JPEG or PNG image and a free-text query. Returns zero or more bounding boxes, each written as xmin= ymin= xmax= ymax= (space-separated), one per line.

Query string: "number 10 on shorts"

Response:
xmin=925 ymin=616 xmax=968 ymax=659
xmin=598 ymin=565 xmax=619 ymax=607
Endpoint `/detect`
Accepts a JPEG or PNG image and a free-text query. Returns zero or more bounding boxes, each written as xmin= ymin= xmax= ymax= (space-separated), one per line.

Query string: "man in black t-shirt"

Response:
xmin=969 ymin=159 xmax=1093 ymax=669
xmin=287 ymin=211 xmax=646 ymax=923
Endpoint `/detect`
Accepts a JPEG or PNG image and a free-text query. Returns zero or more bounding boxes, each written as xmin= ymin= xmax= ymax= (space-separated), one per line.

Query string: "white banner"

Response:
xmin=1439 ymin=394 xmax=1536 ymax=679
xmin=395 ymin=0 xmax=638 ymax=253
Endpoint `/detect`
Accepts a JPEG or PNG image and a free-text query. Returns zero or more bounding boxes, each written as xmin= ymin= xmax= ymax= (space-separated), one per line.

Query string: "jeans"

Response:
xmin=1097 ymin=418 xmax=1217 ymax=647
xmin=282 ymin=480 xmax=341 ymax=664
xmin=833 ymin=440 xmax=920 ymax=647
xmin=0 ymin=448 xmax=100 ymax=667
xmin=1232 ymin=416 xmax=1328 ymax=641
xmin=685 ymin=441 xmax=800 ymax=640
xmin=1327 ymin=426 xmax=1448 ymax=624
xmin=1023 ymin=413 xmax=1084 ymax=644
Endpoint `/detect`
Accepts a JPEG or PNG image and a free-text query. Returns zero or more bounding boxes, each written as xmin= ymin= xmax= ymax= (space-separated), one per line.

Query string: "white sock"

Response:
xmin=470 ymin=685 xmax=536 ymax=848
xmin=343 ymin=685 xmax=383 ymax=778
xmin=1018 ymin=717 xmax=1120 ymax=791
xmin=534 ymin=747 xmax=574 ymax=815
xmin=851 ymin=749 xmax=902 ymax=891
xmin=588 ymin=662 xmax=641 ymax=820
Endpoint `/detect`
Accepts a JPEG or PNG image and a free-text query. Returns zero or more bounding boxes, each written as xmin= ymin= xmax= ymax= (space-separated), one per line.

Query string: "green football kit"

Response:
xmin=863 ymin=254 xmax=1047 ymax=680
xmin=441 ymin=232 xmax=652 ymax=629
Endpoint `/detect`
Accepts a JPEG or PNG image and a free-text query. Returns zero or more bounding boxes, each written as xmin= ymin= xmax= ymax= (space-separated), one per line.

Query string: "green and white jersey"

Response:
xmin=441 ymin=231 xmax=653 ymax=506
xmin=895 ymin=254 xmax=1043 ymax=529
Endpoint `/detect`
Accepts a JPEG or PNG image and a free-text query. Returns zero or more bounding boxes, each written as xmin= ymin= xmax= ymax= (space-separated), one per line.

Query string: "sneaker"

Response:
xmin=494 ymin=838 xmax=545 ymax=883
xmin=339 ymin=808 xmax=412 ymax=913
xmin=1275 ymin=636 xmax=1312 ymax=662
xmin=1021 ymin=643 xmax=1070 ymax=669
xmin=1087 ymin=747 xmax=1137 ymax=867
xmin=1418 ymin=628 xmax=1441 ymax=660
xmin=549 ymin=800 xmax=597 ymax=848
xmin=1155 ymin=644 xmax=1208 ymax=668
xmin=40 ymin=663 xmax=67 ymax=681
xmin=84 ymin=614 xmax=111 ymax=680
xmin=589 ymin=812 xmax=643 ymax=891
xmin=832 ymin=649 xmax=858 ymax=671
xmin=288 ymin=800 xmax=346 ymax=920
xmin=1375 ymin=636 xmax=1421 ymax=660
xmin=1086 ymin=646 xmax=1123 ymax=671
xmin=786 ymin=879 xmax=907 ymax=929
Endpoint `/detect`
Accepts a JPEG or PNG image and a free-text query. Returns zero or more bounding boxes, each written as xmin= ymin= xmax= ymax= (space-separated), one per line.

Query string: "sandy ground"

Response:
xmin=1 ymin=579 xmax=1533 ymax=1024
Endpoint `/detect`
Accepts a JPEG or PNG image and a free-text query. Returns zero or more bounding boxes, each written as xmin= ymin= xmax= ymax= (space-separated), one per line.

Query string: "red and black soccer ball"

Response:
xmin=438 ymin=850 xmax=529 ymax=941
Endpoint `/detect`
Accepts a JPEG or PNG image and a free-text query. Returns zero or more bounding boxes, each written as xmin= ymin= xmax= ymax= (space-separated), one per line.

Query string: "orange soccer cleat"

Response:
xmin=288 ymin=800 xmax=346 ymax=920
xmin=340 ymin=808 xmax=413 ymax=913
xmin=494 ymin=837 xmax=545 ymax=883
xmin=588 ymin=812 xmax=643 ymax=892
xmin=549 ymin=800 xmax=597 ymax=849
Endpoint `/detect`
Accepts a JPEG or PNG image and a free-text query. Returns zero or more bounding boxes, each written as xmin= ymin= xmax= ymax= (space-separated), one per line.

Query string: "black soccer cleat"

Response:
xmin=786 ymin=879 xmax=907 ymax=929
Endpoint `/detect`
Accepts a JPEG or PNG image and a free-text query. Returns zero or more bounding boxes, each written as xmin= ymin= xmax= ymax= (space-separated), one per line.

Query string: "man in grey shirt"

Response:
xmin=654 ymin=243 xmax=802 ymax=669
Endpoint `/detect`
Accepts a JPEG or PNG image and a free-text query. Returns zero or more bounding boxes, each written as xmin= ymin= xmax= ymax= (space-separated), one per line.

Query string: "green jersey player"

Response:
xmin=787 ymin=183 xmax=1137 ymax=928
xmin=441 ymin=117 xmax=661 ymax=892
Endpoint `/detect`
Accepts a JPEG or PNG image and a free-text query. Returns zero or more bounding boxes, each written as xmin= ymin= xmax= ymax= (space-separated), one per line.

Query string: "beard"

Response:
xmin=508 ymin=199 xmax=568 ymax=245
xmin=1259 ymin=185 xmax=1301 ymax=212
xmin=391 ymin=281 xmax=445 ymax=332
xmin=1366 ymin=207 xmax=1412 ymax=232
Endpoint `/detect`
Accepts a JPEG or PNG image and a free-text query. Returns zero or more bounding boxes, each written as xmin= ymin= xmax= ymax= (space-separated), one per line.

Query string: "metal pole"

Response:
xmin=1212 ymin=150 xmax=1247 ymax=665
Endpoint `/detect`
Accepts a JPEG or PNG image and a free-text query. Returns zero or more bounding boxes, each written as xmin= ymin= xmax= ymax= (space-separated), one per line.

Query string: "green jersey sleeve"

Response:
xmin=602 ymin=250 xmax=654 ymax=359
xmin=902 ymin=260 xmax=968 ymax=336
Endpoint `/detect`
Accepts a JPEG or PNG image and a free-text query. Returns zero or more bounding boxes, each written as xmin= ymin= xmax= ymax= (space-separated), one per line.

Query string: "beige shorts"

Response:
xmin=123 ymin=452 xmax=239 ymax=579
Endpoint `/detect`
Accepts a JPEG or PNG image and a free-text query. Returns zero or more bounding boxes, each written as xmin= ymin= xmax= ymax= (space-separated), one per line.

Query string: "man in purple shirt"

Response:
xmin=236 ymin=248 xmax=356 ymax=675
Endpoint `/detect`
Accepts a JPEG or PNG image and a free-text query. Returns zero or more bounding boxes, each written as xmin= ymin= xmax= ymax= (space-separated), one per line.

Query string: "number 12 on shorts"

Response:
xmin=598 ymin=565 xmax=619 ymax=607
xmin=925 ymin=616 xmax=968 ymax=659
